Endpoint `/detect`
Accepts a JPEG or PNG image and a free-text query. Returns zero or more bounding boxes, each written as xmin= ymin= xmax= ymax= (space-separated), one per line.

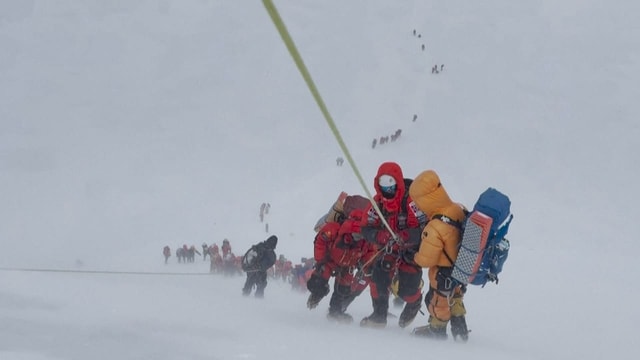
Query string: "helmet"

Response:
xmin=378 ymin=174 xmax=397 ymax=197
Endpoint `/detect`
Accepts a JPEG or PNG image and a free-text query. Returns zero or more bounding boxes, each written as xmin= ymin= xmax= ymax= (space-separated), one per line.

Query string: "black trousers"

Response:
xmin=243 ymin=270 xmax=268 ymax=295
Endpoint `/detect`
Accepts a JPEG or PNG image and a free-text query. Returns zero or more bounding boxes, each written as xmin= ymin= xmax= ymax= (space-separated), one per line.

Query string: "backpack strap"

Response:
xmin=432 ymin=214 xmax=464 ymax=267
xmin=432 ymin=214 xmax=463 ymax=231
xmin=442 ymin=249 xmax=456 ymax=267
xmin=401 ymin=178 xmax=413 ymax=211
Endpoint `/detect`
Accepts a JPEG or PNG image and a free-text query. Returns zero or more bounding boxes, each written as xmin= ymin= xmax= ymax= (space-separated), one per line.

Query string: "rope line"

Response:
xmin=0 ymin=267 xmax=211 ymax=276
xmin=261 ymin=0 xmax=396 ymax=238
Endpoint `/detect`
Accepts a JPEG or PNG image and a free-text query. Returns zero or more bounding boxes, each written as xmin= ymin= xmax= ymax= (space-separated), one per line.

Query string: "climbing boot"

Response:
xmin=450 ymin=315 xmax=469 ymax=342
xmin=398 ymin=297 xmax=422 ymax=328
xmin=360 ymin=297 xmax=388 ymax=328
xmin=412 ymin=316 xmax=448 ymax=340
xmin=307 ymin=292 xmax=324 ymax=309
xmin=326 ymin=309 xmax=354 ymax=324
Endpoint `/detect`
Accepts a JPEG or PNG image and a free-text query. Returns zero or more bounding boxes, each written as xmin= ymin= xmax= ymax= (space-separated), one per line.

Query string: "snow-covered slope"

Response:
xmin=1 ymin=1 xmax=639 ymax=359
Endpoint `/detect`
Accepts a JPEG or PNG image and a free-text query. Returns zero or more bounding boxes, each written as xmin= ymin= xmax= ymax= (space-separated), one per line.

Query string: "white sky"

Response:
xmin=1 ymin=1 xmax=639 ymax=359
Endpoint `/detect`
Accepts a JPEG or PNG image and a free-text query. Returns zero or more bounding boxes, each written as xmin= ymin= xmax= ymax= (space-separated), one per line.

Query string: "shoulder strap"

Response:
xmin=432 ymin=214 xmax=465 ymax=267
xmin=401 ymin=193 xmax=409 ymax=212
xmin=433 ymin=214 xmax=464 ymax=231
xmin=401 ymin=178 xmax=414 ymax=211
xmin=442 ymin=249 xmax=455 ymax=267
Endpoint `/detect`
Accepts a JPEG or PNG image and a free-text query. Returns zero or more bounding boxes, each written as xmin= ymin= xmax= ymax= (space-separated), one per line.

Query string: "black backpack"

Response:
xmin=242 ymin=245 xmax=260 ymax=271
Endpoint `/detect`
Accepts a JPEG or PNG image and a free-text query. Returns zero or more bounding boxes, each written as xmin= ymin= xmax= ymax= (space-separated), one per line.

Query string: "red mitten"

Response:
xmin=339 ymin=219 xmax=361 ymax=235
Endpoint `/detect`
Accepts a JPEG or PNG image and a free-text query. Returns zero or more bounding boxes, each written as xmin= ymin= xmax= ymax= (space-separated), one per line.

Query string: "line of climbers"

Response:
xmin=163 ymin=240 xmax=241 ymax=275
xmin=194 ymin=160 xmax=513 ymax=343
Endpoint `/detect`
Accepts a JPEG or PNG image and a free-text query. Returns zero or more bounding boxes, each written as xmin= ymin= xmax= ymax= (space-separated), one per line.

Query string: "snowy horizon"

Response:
xmin=1 ymin=1 xmax=639 ymax=359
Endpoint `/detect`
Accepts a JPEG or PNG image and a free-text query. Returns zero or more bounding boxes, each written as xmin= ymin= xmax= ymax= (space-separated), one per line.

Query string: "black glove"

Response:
xmin=306 ymin=273 xmax=330 ymax=296
xmin=400 ymin=248 xmax=417 ymax=265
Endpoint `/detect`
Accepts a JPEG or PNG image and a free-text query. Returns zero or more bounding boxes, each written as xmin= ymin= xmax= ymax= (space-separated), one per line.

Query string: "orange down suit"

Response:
xmin=409 ymin=170 xmax=467 ymax=322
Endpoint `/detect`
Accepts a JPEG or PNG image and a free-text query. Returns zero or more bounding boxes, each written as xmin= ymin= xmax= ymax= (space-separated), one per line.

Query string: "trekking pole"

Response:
xmin=261 ymin=0 xmax=397 ymax=239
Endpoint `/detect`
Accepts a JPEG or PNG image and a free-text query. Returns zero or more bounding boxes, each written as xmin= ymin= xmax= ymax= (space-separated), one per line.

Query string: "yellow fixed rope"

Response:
xmin=262 ymin=0 xmax=395 ymax=237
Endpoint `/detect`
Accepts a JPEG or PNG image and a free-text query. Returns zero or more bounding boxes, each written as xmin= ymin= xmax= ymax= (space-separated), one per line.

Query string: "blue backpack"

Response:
xmin=451 ymin=188 xmax=513 ymax=287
